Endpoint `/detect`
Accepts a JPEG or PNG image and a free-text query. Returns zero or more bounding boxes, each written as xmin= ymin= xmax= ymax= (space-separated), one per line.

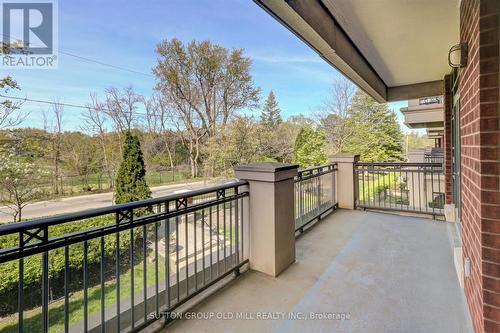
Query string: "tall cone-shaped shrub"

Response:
xmin=115 ymin=131 xmax=151 ymax=204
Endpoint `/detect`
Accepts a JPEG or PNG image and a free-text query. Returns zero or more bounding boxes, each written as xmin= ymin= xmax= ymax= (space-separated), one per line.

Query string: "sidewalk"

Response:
xmin=0 ymin=180 xmax=209 ymax=223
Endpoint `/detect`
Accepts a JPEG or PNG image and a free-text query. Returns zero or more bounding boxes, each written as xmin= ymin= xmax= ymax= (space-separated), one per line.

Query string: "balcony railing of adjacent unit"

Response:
xmin=0 ymin=181 xmax=248 ymax=333
xmin=294 ymin=163 xmax=338 ymax=232
xmin=424 ymin=153 xmax=444 ymax=165
xmin=354 ymin=162 xmax=445 ymax=218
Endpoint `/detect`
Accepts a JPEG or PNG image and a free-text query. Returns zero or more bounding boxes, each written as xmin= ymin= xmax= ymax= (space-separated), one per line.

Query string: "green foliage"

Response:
xmin=256 ymin=92 xmax=301 ymax=164
xmin=202 ymin=115 xmax=304 ymax=176
xmin=0 ymin=251 xmax=159 ymax=333
xmin=203 ymin=116 xmax=260 ymax=176
xmin=153 ymin=38 xmax=261 ymax=177
xmin=0 ymin=215 xmax=146 ymax=316
xmin=142 ymin=130 xmax=187 ymax=168
xmin=62 ymin=132 xmax=101 ymax=190
xmin=293 ymin=127 xmax=327 ymax=168
xmin=341 ymin=91 xmax=405 ymax=162
xmin=257 ymin=121 xmax=298 ymax=164
xmin=1 ymin=128 xmax=51 ymax=159
xmin=114 ymin=131 xmax=151 ymax=204
xmin=1 ymin=75 xmax=24 ymax=128
xmin=0 ymin=147 xmax=48 ymax=221
xmin=358 ymin=173 xmax=394 ymax=202
xmin=429 ymin=193 xmax=445 ymax=209
xmin=260 ymin=91 xmax=282 ymax=128
xmin=405 ymin=131 xmax=434 ymax=153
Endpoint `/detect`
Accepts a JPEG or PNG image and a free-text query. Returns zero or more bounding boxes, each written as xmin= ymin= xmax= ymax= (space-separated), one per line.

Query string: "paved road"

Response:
xmin=0 ymin=181 xmax=209 ymax=223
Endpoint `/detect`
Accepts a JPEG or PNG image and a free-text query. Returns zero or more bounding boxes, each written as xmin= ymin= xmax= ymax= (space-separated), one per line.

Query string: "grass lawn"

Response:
xmin=357 ymin=172 xmax=399 ymax=202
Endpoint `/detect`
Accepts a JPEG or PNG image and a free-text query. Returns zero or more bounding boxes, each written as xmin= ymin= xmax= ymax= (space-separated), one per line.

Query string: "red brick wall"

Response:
xmin=460 ymin=0 xmax=500 ymax=332
xmin=443 ymin=75 xmax=453 ymax=204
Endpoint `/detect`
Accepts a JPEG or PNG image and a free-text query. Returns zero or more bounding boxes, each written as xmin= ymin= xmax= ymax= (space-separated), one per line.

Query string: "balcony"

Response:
xmin=400 ymin=97 xmax=444 ymax=129
xmin=165 ymin=209 xmax=472 ymax=332
xmin=0 ymin=158 xmax=471 ymax=333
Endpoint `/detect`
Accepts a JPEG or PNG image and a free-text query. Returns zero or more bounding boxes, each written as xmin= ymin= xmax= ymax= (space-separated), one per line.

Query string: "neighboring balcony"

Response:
xmin=400 ymin=97 xmax=444 ymax=129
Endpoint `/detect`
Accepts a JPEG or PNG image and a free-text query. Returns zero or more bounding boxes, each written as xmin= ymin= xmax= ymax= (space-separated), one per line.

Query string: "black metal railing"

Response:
xmin=354 ymin=162 xmax=444 ymax=217
xmin=0 ymin=181 xmax=248 ymax=333
xmin=294 ymin=164 xmax=338 ymax=232
xmin=424 ymin=153 xmax=444 ymax=165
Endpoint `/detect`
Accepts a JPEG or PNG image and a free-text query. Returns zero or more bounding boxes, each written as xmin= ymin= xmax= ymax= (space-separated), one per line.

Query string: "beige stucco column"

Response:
xmin=234 ymin=162 xmax=298 ymax=277
xmin=330 ymin=154 xmax=360 ymax=209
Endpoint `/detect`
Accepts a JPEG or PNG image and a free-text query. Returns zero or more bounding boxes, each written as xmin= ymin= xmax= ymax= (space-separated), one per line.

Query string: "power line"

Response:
xmin=56 ymin=50 xmax=155 ymax=78
xmin=0 ymin=93 xmax=158 ymax=117
xmin=0 ymin=36 xmax=192 ymax=122
xmin=0 ymin=93 xmax=184 ymax=120
xmin=0 ymin=93 xmax=117 ymax=113
xmin=1 ymin=33 xmax=155 ymax=78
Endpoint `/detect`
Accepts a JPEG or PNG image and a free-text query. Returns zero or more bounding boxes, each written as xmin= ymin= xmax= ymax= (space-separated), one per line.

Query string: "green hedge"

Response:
xmin=0 ymin=215 xmax=149 ymax=316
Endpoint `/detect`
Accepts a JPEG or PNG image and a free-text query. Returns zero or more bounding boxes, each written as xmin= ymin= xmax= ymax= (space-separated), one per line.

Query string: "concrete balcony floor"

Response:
xmin=163 ymin=209 xmax=472 ymax=333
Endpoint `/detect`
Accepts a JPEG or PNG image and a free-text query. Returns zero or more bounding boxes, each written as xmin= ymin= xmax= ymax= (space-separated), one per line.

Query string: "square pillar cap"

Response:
xmin=330 ymin=153 xmax=360 ymax=163
xmin=234 ymin=162 xmax=299 ymax=182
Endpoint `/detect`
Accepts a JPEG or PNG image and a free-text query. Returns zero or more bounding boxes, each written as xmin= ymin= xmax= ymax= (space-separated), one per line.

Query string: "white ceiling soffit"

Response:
xmin=321 ymin=0 xmax=460 ymax=87
xmin=255 ymin=0 xmax=387 ymax=102
xmin=254 ymin=0 xmax=460 ymax=102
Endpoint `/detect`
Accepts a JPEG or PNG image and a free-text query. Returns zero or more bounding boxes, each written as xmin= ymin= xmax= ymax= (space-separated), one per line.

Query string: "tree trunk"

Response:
xmin=190 ymin=156 xmax=197 ymax=178
xmin=194 ymin=138 xmax=201 ymax=178
xmin=165 ymin=141 xmax=175 ymax=181
xmin=100 ymin=135 xmax=114 ymax=189
xmin=52 ymin=140 xmax=59 ymax=194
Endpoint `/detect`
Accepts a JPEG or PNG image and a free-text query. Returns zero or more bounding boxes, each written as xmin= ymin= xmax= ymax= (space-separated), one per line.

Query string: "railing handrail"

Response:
xmin=0 ymin=180 xmax=249 ymax=236
xmin=355 ymin=162 xmax=442 ymax=167
xmin=296 ymin=163 xmax=337 ymax=182
xmin=298 ymin=163 xmax=337 ymax=174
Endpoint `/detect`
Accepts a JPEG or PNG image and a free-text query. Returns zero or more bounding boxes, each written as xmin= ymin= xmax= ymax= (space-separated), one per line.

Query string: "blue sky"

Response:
xmin=4 ymin=0 xmax=409 ymax=131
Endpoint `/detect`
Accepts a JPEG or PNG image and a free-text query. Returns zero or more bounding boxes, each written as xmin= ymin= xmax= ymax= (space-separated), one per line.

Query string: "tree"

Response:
xmin=62 ymin=132 xmax=100 ymax=191
xmin=260 ymin=91 xmax=282 ymax=127
xmin=273 ymin=120 xmax=303 ymax=163
xmin=104 ymin=86 xmax=141 ymax=133
xmin=293 ymin=127 xmax=327 ymax=168
xmin=343 ymin=91 xmax=404 ymax=162
xmin=405 ymin=131 xmax=434 ymax=153
xmin=288 ymin=114 xmax=314 ymax=127
xmin=44 ymin=101 xmax=64 ymax=194
xmin=257 ymin=120 xmax=299 ymax=163
xmin=114 ymin=131 xmax=151 ymax=204
xmin=203 ymin=116 xmax=260 ymax=176
xmin=82 ymin=93 xmax=118 ymax=188
xmin=0 ymin=76 xmax=25 ymax=128
xmin=258 ymin=91 xmax=291 ymax=162
xmin=318 ymin=84 xmax=405 ymax=162
xmin=153 ymin=38 xmax=260 ymax=177
xmin=0 ymin=148 xmax=47 ymax=222
xmin=142 ymin=94 xmax=180 ymax=179
xmin=319 ymin=76 xmax=356 ymax=154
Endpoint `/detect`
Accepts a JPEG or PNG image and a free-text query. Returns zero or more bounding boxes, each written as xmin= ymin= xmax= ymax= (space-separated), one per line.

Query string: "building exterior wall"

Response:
xmin=460 ymin=0 xmax=500 ymax=332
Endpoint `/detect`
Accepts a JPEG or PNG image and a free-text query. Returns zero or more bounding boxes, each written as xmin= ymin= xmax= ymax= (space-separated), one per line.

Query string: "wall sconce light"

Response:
xmin=448 ymin=43 xmax=468 ymax=68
